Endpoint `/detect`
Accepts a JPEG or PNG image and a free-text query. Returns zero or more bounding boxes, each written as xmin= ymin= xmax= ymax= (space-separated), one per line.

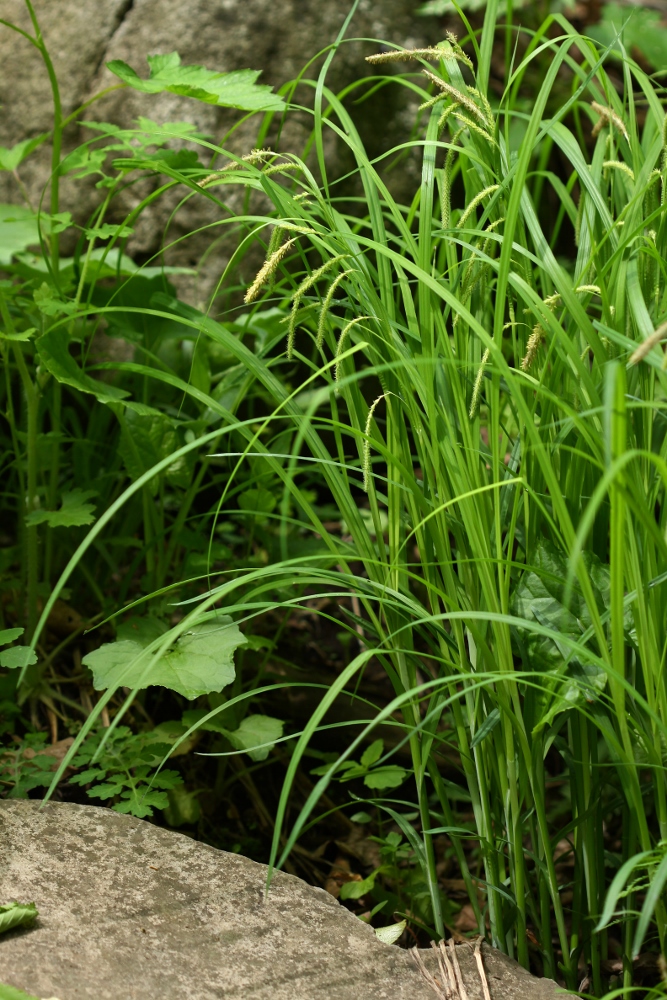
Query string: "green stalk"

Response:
xmin=23 ymin=0 xmax=63 ymax=271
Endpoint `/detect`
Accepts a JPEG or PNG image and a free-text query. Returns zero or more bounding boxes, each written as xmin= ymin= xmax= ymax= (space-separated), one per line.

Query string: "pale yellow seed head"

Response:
xmin=591 ymin=102 xmax=629 ymax=144
xmin=521 ymin=325 xmax=545 ymax=371
xmin=244 ymin=237 xmax=297 ymax=304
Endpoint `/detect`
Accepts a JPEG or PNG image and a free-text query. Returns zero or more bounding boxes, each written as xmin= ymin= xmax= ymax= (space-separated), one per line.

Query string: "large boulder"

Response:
xmin=0 ymin=0 xmax=441 ymax=300
xmin=0 ymin=800 xmax=559 ymax=999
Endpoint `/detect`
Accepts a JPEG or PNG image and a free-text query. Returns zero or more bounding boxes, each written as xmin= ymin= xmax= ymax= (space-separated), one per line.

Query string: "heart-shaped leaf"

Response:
xmin=83 ymin=617 xmax=246 ymax=699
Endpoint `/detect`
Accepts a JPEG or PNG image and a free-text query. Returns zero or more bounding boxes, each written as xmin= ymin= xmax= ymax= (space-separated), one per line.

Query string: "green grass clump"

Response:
xmin=4 ymin=0 xmax=667 ymax=994
xmin=181 ymin=4 xmax=667 ymax=992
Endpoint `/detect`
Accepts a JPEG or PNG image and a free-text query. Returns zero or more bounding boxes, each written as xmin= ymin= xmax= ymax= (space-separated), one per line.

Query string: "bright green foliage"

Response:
xmin=0 ymin=982 xmax=41 ymax=1000
xmin=24 ymin=489 xmax=97 ymax=528
xmin=68 ymin=725 xmax=183 ymax=818
xmin=182 ymin=709 xmax=284 ymax=762
xmin=0 ymin=648 xmax=37 ymax=670
xmin=0 ymin=205 xmax=40 ymax=265
xmin=0 ymin=901 xmax=38 ymax=936
xmin=589 ymin=3 xmax=667 ymax=70
xmin=0 ymin=630 xmax=23 ymax=646
xmin=0 ymin=629 xmax=36 ymax=671
xmin=0 ymin=135 xmax=48 ymax=172
xmin=107 ymin=53 xmax=285 ymax=112
xmin=6 ymin=0 xmax=667 ymax=989
xmin=83 ymin=617 xmax=246 ymax=700
xmin=311 ymin=740 xmax=408 ymax=790
xmin=219 ymin=714 xmax=284 ymax=762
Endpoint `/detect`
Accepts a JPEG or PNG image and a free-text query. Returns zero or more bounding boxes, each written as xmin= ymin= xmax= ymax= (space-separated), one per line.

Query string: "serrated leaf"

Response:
xmin=374 ymin=920 xmax=406 ymax=945
xmin=33 ymin=282 xmax=78 ymax=317
xmin=24 ymin=489 xmax=97 ymax=528
xmin=107 ymin=53 xmax=285 ymax=112
xmin=83 ymin=616 xmax=246 ymax=699
xmin=114 ymin=788 xmax=168 ymax=817
xmin=225 ymin=714 xmax=284 ymax=761
xmin=0 ymin=326 xmax=36 ymax=342
xmin=87 ymin=782 xmax=126 ymax=800
xmin=59 ymin=146 xmax=108 ymax=178
xmin=0 ymin=134 xmax=48 ymax=171
xmin=69 ymin=767 xmax=106 ymax=785
xmin=47 ymin=212 xmax=73 ymax=234
xmin=0 ymin=646 xmax=37 ymax=670
xmin=0 ymin=628 xmax=23 ymax=646
xmin=0 ymin=901 xmax=38 ymax=936
xmin=84 ymin=223 xmax=134 ymax=240
xmin=360 ymin=738 xmax=384 ymax=769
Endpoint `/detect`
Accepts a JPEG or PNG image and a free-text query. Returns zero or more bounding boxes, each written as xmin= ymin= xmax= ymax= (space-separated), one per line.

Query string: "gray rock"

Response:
xmin=0 ymin=0 xmax=439 ymax=300
xmin=0 ymin=800 xmax=559 ymax=999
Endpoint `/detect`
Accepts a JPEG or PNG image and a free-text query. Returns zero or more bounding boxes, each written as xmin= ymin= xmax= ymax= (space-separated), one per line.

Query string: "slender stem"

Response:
xmin=23 ymin=0 xmax=63 ymax=271
xmin=11 ymin=344 xmax=39 ymax=642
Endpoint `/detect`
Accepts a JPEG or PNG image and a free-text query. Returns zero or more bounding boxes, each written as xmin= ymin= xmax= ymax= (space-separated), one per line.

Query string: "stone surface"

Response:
xmin=0 ymin=800 xmax=559 ymax=999
xmin=0 ymin=0 xmax=440 ymax=301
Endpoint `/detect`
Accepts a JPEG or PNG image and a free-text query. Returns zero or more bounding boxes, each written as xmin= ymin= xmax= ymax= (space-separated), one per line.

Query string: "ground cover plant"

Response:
xmin=3 ymin=0 xmax=667 ymax=996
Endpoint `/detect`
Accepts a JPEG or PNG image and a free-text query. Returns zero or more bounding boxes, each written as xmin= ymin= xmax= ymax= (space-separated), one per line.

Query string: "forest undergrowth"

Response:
xmin=3 ymin=1 xmax=667 ymax=996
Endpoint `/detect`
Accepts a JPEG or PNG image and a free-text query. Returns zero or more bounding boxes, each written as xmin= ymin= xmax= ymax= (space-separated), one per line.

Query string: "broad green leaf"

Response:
xmin=363 ymin=766 xmax=408 ymax=790
xmin=0 ymin=134 xmax=48 ymax=171
xmin=0 ymin=647 xmax=37 ymax=670
xmin=25 ymin=489 xmax=97 ymax=528
xmin=107 ymin=53 xmax=285 ymax=112
xmin=374 ymin=920 xmax=406 ymax=945
xmin=350 ymin=811 xmax=373 ymax=824
xmin=0 ymin=629 xmax=23 ymax=646
xmin=0 ymin=983 xmax=43 ymax=1000
xmin=0 ymin=901 xmax=38 ymax=935
xmin=0 ymin=204 xmax=40 ymax=265
xmin=21 ymin=247 xmax=194 ymax=284
xmin=83 ymin=617 xmax=246 ymax=699
xmin=162 ymin=786 xmax=201 ymax=827
xmin=360 ymin=738 xmax=384 ymax=769
xmin=225 ymin=714 xmax=284 ymax=761
xmin=118 ymin=410 xmax=192 ymax=495
xmin=116 ymin=616 xmax=167 ymax=645
xmin=238 ymin=488 xmax=276 ymax=518
xmin=36 ymin=328 xmax=129 ymax=405
xmin=339 ymin=870 xmax=378 ymax=900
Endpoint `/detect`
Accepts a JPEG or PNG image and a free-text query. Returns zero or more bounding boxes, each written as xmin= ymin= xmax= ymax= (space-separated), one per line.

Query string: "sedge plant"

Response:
xmin=6 ymin=0 xmax=667 ymax=995
xmin=133 ymin=4 xmax=667 ymax=993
